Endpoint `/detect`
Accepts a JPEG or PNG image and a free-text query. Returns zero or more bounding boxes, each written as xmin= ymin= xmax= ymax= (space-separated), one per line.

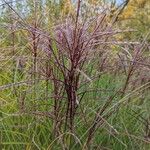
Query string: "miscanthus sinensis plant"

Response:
xmin=38 ymin=1 xmax=122 ymax=133
xmin=1 ymin=0 xmax=150 ymax=149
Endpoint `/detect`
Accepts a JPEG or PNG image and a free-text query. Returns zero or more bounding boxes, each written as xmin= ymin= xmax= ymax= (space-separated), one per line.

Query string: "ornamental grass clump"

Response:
xmin=1 ymin=0 xmax=150 ymax=149
xmin=40 ymin=1 xmax=122 ymax=132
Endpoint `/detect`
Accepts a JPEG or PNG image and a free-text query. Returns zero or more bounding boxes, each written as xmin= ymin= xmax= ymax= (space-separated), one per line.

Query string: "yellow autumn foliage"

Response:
xmin=120 ymin=0 xmax=148 ymax=20
xmin=61 ymin=0 xmax=74 ymax=16
xmin=121 ymin=5 xmax=135 ymax=19
xmin=88 ymin=0 xmax=99 ymax=5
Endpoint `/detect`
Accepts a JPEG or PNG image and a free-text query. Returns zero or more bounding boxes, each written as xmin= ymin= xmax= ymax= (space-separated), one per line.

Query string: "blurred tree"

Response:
xmin=60 ymin=0 xmax=74 ymax=16
xmin=118 ymin=0 xmax=150 ymax=41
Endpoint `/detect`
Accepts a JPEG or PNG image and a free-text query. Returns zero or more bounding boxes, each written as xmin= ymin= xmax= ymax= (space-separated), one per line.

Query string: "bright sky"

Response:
xmin=107 ymin=0 xmax=124 ymax=4
xmin=116 ymin=0 xmax=124 ymax=4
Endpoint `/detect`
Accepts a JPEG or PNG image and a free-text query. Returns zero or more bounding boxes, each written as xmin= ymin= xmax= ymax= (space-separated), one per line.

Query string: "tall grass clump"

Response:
xmin=1 ymin=0 xmax=150 ymax=149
